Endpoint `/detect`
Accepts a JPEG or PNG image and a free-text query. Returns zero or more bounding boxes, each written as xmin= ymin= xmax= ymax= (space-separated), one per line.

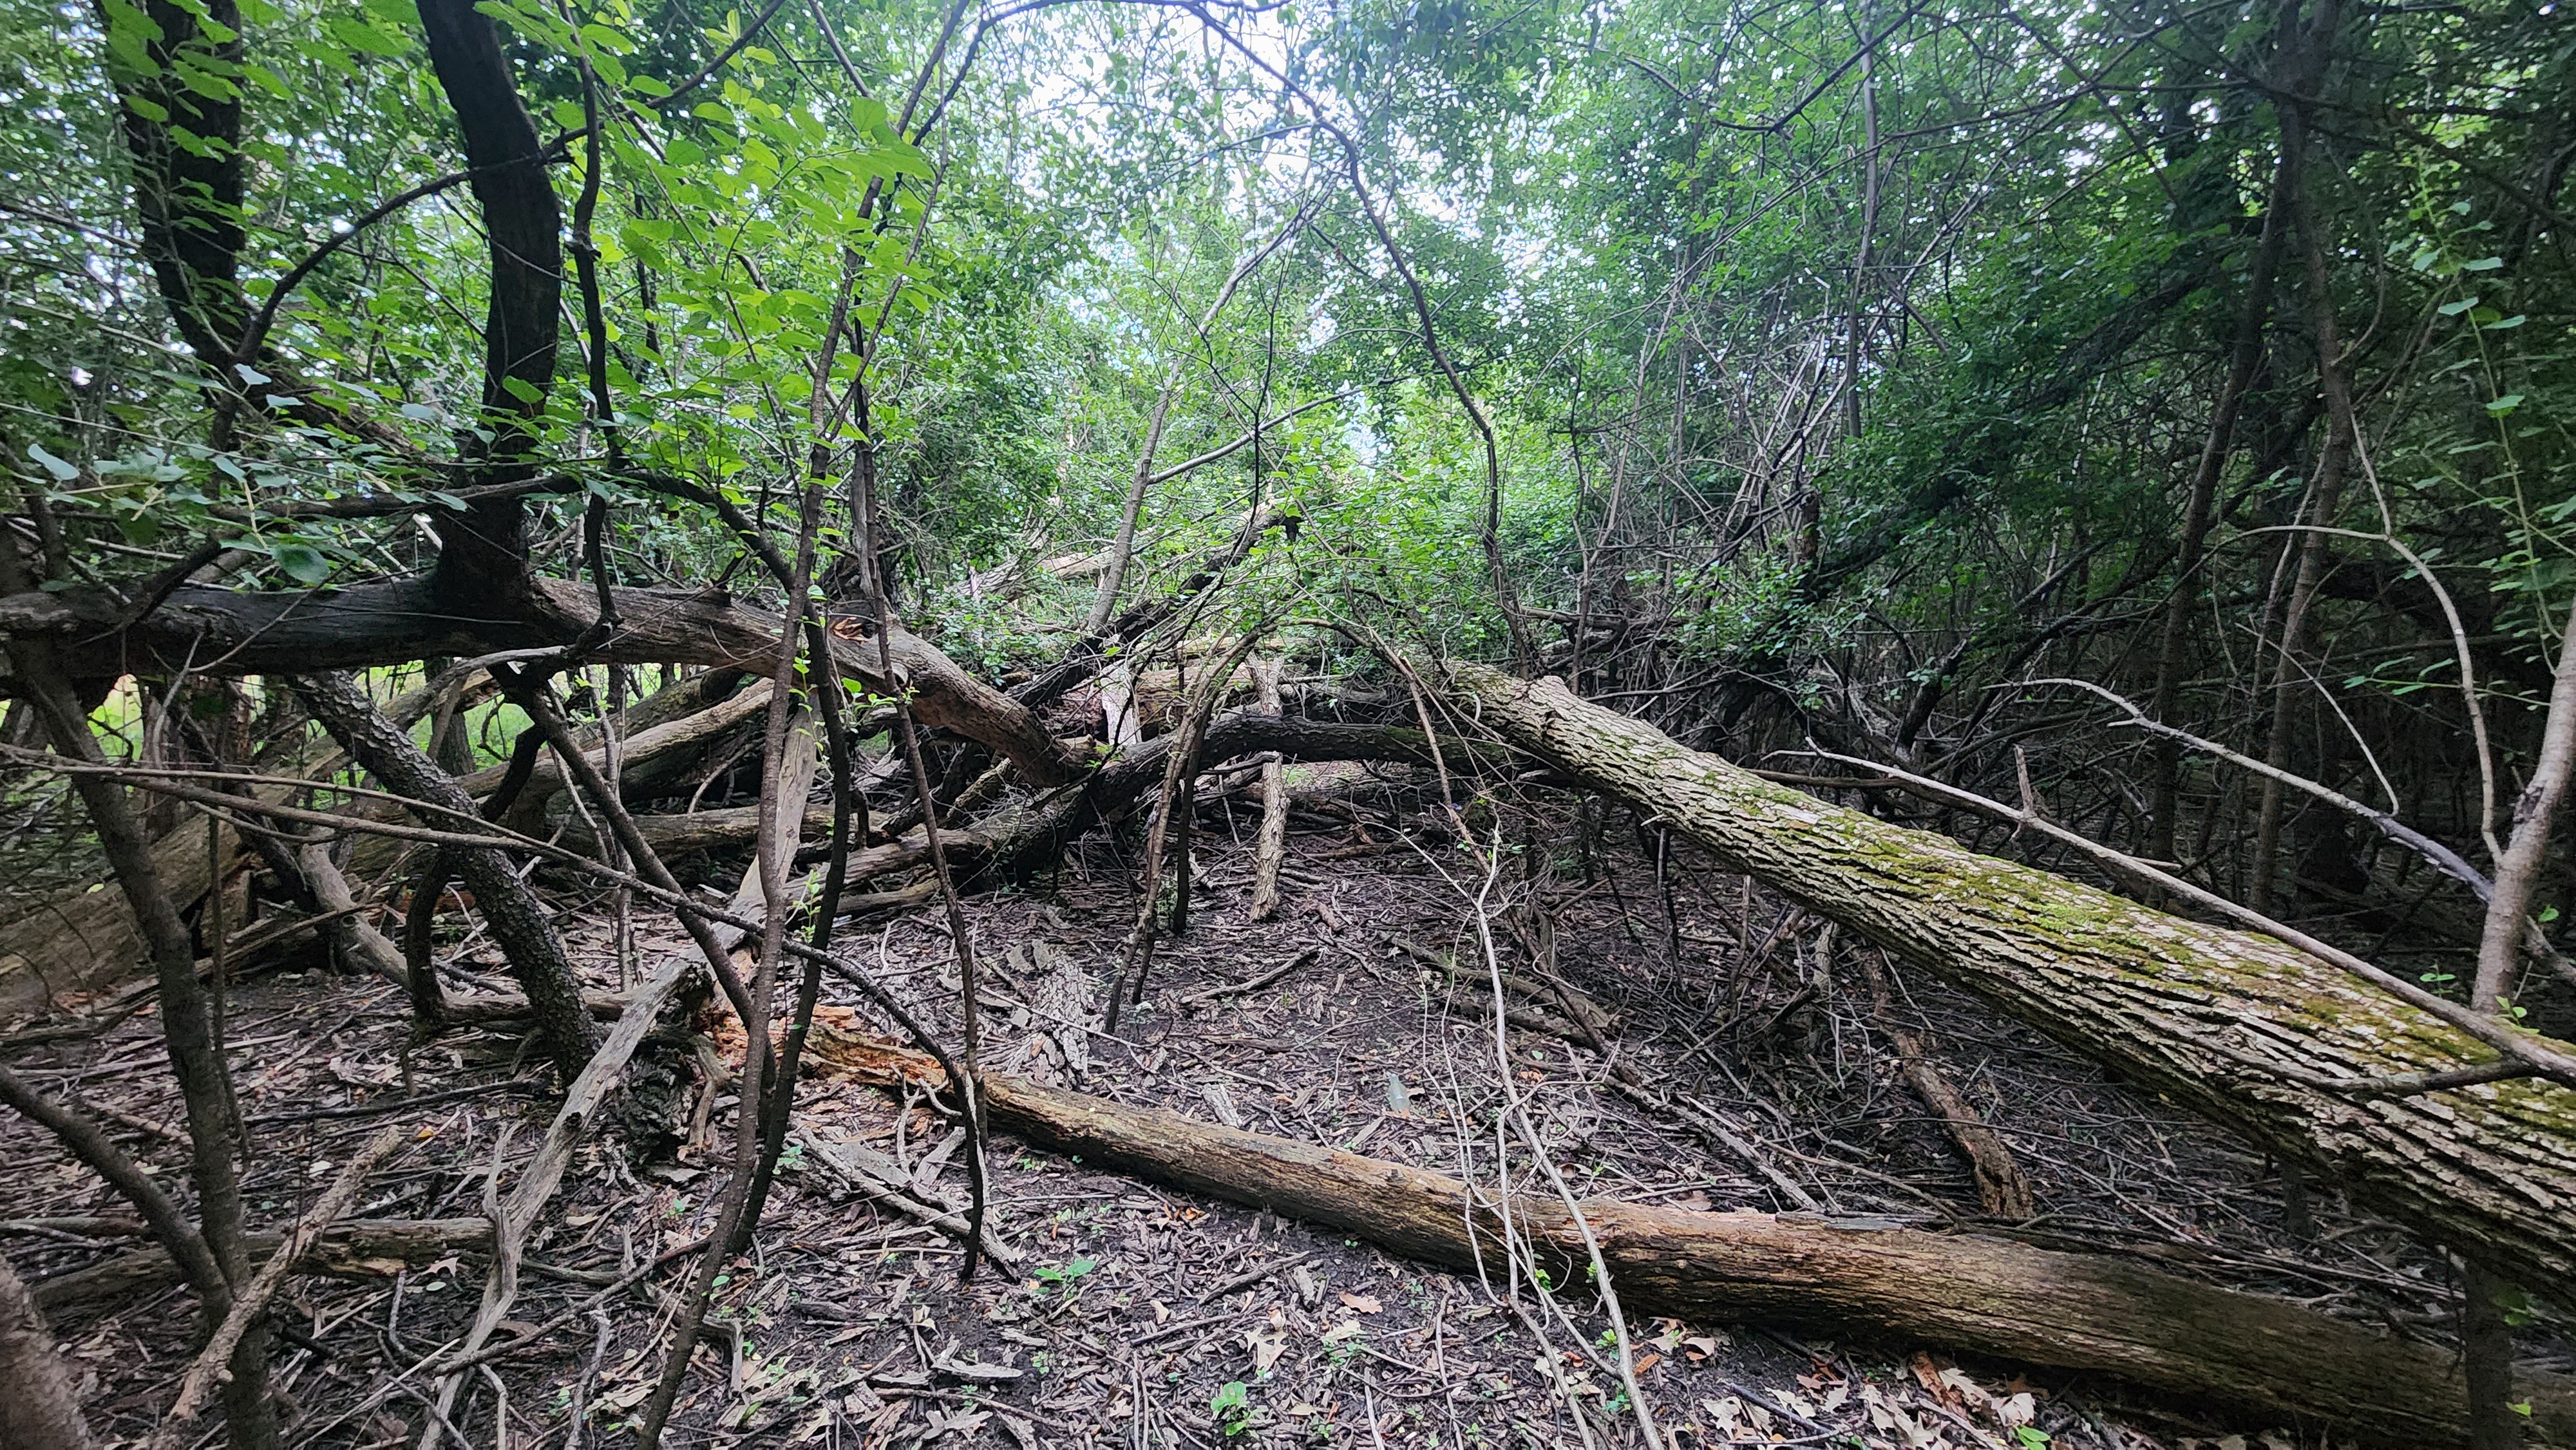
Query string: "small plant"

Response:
xmin=2012 ymin=1428 xmax=2050 ymax=1449
xmin=1212 ymin=1380 xmax=1254 ymax=1436
xmin=1033 ymin=1257 xmax=1097 ymax=1296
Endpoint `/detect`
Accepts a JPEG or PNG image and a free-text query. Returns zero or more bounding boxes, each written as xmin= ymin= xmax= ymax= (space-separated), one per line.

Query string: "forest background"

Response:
xmin=1 ymin=0 xmax=2573 ymax=1444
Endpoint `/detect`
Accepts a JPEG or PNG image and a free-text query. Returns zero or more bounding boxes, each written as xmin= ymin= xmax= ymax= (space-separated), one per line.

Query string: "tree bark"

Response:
xmin=34 ymin=1219 xmax=495 ymax=1321
xmin=0 ymin=1253 xmax=95 ymax=1450
xmin=291 ymin=672 xmax=600 ymax=1077
xmin=1856 ymin=952 xmax=2035 ymax=1218
xmin=1 ymin=576 xmax=1079 ymax=784
xmin=1246 ymin=658 xmax=1289 ymax=921
xmin=416 ymin=0 xmax=561 ymax=598
xmin=2 ymin=549 xmax=275 ymax=1446
xmin=804 ymin=1026 xmax=2574 ymax=1450
xmin=1435 ymin=662 xmax=2576 ymax=1292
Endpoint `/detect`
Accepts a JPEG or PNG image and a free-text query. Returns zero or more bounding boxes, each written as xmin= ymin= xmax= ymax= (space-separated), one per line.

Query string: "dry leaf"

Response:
xmin=1631 ymin=1351 xmax=1663 ymax=1375
xmin=1338 ymin=1292 xmax=1383 ymax=1313
xmin=1701 ymin=1397 xmax=1745 ymax=1436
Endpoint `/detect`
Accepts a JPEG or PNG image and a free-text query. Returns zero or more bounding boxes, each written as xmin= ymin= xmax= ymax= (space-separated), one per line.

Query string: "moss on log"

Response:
xmin=1437 ymin=662 xmax=2576 ymax=1292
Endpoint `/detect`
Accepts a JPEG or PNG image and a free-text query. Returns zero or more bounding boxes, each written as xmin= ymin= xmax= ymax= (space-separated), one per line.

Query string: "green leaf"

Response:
xmin=2460 ymin=255 xmax=2505 ymax=272
xmin=500 ymin=375 xmax=545 ymax=404
xmin=2483 ymin=314 xmax=2526 ymax=330
xmin=274 ymin=543 xmax=332 ymax=584
xmin=2488 ymin=394 xmax=2524 ymax=416
xmin=24 ymin=443 xmax=80 ymax=480
xmin=2439 ymin=297 xmax=2478 ymax=317
xmin=324 ymin=15 xmax=408 ymax=55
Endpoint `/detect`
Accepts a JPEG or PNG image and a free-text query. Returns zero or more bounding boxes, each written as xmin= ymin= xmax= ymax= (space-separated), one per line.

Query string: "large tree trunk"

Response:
xmin=803 ymin=1027 xmax=2572 ymax=1449
xmin=1435 ymin=663 xmax=2576 ymax=1292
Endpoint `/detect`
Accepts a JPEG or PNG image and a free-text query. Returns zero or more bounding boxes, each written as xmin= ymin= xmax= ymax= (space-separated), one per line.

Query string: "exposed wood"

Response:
xmin=152 ymin=1125 xmax=404 ymax=1440
xmin=829 ymin=713 xmax=1493 ymax=894
xmin=1857 ymin=951 xmax=2035 ymax=1219
xmin=453 ymin=677 xmax=774 ymax=813
xmin=1435 ymin=661 xmax=2576 ymax=1290
xmin=416 ymin=950 xmax=694 ymax=1448
xmin=800 ymin=1025 xmax=2573 ymax=1449
xmin=1246 ymin=658 xmax=1289 ymax=921
xmin=557 ymin=801 xmax=837 ymax=858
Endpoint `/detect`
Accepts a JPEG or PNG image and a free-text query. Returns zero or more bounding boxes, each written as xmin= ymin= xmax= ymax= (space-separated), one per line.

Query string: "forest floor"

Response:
xmin=1 ymin=763 xmax=2539 ymax=1450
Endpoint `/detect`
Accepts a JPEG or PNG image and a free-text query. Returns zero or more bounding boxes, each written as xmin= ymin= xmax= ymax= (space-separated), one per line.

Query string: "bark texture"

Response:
xmin=0 ymin=1254 xmax=95 ymax=1450
xmin=34 ymin=1219 xmax=495 ymax=1320
xmin=1437 ymin=662 xmax=2576 ymax=1290
xmin=0 ymin=577 xmax=1077 ymax=783
xmin=806 ymin=1026 xmax=2573 ymax=1449
xmin=292 ymin=672 xmax=600 ymax=1077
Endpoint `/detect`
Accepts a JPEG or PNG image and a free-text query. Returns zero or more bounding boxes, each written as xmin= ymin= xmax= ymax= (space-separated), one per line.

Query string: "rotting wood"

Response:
xmin=0 ymin=665 xmax=460 ymax=1013
xmin=799 ymin=1024 xmax=2570 ymax=1449
xmin=1247 ymin=657 xmax=1289 ymax=921
xmin=1435 ymin=661 xmax=2576 ymax=1290
xmin=1856 ymin=950 xmax=2035 ymax=1219
xmin=33 ymin=1218 xmax=497 ymax=1319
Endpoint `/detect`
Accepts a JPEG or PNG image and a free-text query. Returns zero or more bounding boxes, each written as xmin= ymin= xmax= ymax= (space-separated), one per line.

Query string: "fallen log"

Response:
xmin=803 ymin=1026 xmax=2570 ymax=1448
xmin=0 ymin=666 xmax=466 ymax=1013
xmin=1 ymin=573 xmax=1082 ymax=785
xmin=1434 ymin=663 xmax=2576 ymax=1292
xmin=32 ymin=1218 xmax=495 ymax=1319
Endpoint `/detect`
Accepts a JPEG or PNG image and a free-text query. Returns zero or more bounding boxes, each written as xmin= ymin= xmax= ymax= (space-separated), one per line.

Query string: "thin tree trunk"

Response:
xmin=1 ymin=540 xmax=273 ymax=1449
xmin=290 ymin=672 xmax=600 ymax=1078
xmin=2150 ymin=123 xmax=2300 ymax=864
xmin=2251 ymin=5 xmax=2351 ymax=915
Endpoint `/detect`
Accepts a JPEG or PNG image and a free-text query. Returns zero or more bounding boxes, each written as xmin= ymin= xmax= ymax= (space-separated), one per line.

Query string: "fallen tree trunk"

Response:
xmin=33 ymin=1218 xmax=495 ymax=1319
xmin=1 ymin=573 xmax=1081 ymax=784
xmin=1435 ymin=663 xmax=2576 ymax=1292
xmin=804 ymin=1026 xmax=2570 ymax=1448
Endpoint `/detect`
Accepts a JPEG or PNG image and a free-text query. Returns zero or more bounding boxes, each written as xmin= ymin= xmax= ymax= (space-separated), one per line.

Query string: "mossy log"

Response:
xmin=804 ymin=1026 xmax=2572 ymax=1448
xmin=1435 ymin=662 xmax=2576 ymax=1292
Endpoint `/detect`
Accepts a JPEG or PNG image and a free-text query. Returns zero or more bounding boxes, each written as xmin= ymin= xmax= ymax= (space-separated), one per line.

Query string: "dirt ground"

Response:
xmin=2 ymin=763 xmax=2542 ymax=1450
